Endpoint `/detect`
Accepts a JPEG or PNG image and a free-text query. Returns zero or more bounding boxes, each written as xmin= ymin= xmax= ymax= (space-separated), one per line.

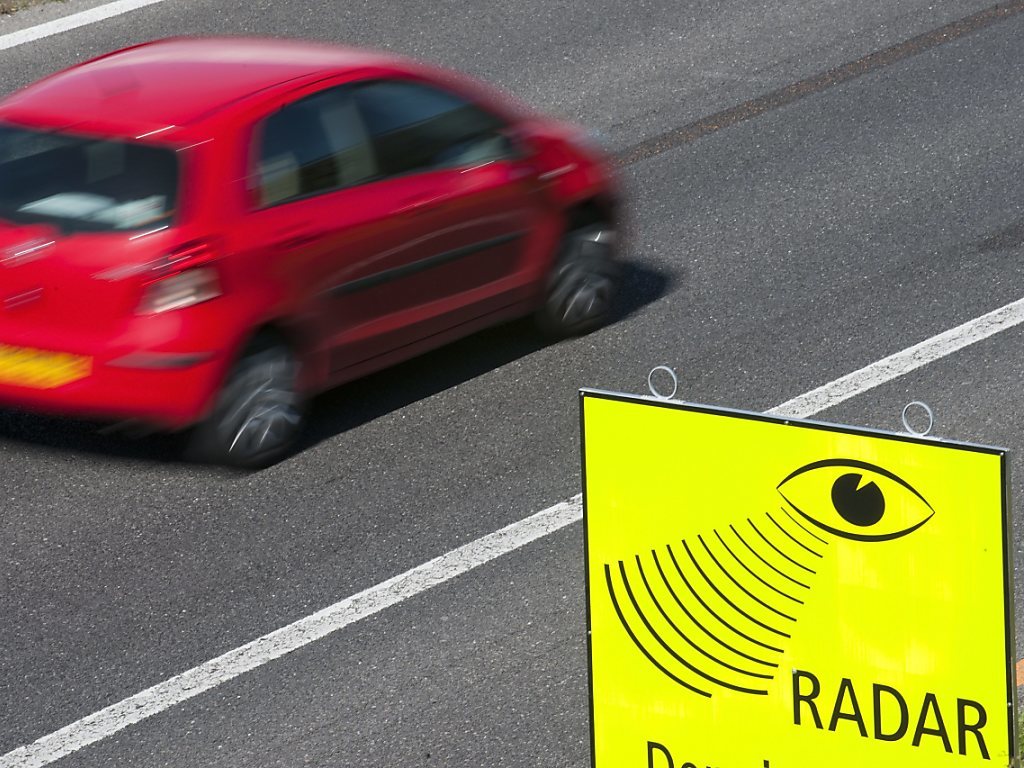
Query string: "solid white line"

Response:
xmin=6 ymin=294 xmax=1024 ymax=767
xmin=767 ymin=296 xmax=1024 ymax=419
xmin=0 ymin=497 xmax=583 ymax=768
xmin=0 ymin=0 xmax=170 ymax=52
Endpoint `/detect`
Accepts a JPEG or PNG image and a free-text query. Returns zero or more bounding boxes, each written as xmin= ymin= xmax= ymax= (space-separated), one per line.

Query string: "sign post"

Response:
xmin=581 ymin=389 xmax=1016 ymax=768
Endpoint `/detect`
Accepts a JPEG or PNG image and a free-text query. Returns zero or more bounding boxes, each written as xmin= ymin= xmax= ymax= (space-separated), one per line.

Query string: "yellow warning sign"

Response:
xmin=581 ymin=390 xmax=1015 ymax=768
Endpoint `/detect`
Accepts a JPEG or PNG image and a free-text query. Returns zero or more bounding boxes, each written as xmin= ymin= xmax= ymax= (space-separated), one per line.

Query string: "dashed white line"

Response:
xmin=0 ymin=0 xmax=170 ymax=52
xmin=5 ymin=294 xmax=1024 ymax=767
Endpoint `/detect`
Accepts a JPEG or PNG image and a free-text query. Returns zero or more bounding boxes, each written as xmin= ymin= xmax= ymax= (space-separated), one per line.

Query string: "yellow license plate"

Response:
xmin=0 ymin=344 xmax=92 ymax=389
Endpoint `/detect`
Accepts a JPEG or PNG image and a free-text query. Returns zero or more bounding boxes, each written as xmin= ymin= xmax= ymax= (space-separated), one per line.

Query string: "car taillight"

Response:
xmin=139 ymin=239 xmax=223 ymax=314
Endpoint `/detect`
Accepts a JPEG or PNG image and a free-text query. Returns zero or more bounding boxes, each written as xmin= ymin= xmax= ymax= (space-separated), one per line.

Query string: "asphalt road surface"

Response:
xmin=2 ymin=1 xmax=1024 ymax=766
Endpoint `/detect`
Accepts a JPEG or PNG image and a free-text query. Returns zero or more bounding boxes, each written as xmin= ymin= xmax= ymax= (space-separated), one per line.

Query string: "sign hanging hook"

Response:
xmin=901 ymin=400 xmax=934 ymax=437
xmin=647 ymin=366 xmax=678 ymax=400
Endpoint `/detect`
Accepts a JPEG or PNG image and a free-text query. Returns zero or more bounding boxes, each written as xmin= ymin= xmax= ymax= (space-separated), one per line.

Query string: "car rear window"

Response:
xmin=0 ymin=124 xmax=180 ymax=233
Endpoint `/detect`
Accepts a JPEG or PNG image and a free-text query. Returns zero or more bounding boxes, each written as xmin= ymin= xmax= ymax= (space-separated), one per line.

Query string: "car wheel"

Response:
xmin=535 ymin=222 xmax=618 ymax=338
xmin=186 ymin=335 xmax=305 ymax=469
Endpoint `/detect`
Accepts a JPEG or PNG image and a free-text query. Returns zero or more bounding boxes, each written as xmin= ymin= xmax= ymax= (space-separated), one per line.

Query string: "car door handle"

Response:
xmin=272 ymin=227 xmax=323 ymax=250
xmin=537 ymin=162 xmax=577 ymax=182
xmin=397 ymin=194 xmax=445 ymax=216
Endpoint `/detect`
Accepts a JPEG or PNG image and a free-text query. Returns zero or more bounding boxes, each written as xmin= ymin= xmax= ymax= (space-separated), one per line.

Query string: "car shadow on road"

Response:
xmin=0 ymin=259 xmax=671 ymax=468
xmin=297 ymin=259 xmax=673 ymax=451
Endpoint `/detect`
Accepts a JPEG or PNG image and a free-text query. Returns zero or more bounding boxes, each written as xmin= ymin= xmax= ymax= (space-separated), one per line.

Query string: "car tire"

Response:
xmin=185 ymin=334 xmax=305 ymax=469
xmin=535 ymin=222 xmax=618 ymax=338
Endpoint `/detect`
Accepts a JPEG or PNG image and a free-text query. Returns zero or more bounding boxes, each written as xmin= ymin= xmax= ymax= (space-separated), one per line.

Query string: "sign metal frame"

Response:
xmin=580 ymin=387 xmax=1017 ymax=767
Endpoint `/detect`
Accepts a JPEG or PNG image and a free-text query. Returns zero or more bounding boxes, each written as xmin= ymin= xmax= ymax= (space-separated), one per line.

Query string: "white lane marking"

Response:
xmin=768 ymin=296 xmax=1024 ymax=419
xmin=0 ymin=0 xmax=169 ymax=52
xmin=6 ymin=294 xmax=1024 ymax=767
xmin=0 ymin=498 xmax=583 ymax=768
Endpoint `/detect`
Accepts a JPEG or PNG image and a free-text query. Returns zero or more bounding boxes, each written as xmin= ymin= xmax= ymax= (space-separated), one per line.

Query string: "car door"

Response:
xmin=238 ymin=83 xmax=434 ymax=373
xmin=326 ymin=78 xmax=546 ymax=365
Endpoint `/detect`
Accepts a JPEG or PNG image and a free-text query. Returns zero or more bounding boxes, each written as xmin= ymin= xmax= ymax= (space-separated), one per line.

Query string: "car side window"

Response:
xmin=256 ymin=87 xmax=377 ymax=207
xmin=351 ymin=80 xmax=514 ymax=177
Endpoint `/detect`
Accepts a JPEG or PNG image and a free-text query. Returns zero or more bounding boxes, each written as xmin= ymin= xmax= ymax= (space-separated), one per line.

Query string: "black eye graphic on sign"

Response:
xmin=777 ymin=459 xmax=934 ymax=542
xmin=602 ymin=458 xmax=935 ymax=699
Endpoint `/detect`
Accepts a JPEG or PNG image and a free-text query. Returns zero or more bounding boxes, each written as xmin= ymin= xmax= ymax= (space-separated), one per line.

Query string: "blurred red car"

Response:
xmin=0 ymin=37 xmax=620 ymax=467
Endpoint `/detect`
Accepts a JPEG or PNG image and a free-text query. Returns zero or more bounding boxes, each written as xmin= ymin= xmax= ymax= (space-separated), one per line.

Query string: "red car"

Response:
xmin=0 ymin=37 xmax=620 ymax=467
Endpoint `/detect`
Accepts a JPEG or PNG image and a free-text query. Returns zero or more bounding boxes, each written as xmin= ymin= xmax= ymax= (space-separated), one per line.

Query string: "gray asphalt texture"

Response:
xmin=2 ymin=0 xmax=1024 ymax=765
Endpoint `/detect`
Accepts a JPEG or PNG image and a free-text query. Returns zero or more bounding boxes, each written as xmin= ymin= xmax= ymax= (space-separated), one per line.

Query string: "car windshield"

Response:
xmin=0 ymin=123 xmax=180 ymax=234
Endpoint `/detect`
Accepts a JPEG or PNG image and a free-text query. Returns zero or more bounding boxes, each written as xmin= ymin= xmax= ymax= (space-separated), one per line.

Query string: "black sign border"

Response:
xmin=579 ymin=387 xmax=1016 ymax=767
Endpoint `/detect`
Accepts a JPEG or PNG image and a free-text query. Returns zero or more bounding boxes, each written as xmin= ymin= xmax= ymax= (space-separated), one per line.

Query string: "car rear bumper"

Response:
xmin=0 ymin=334 xmax=227 ymax=430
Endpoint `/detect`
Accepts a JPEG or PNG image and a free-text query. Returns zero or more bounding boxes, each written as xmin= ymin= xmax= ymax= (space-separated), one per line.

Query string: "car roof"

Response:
xmin=0 ymin=37 xmax=408 ymax=140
